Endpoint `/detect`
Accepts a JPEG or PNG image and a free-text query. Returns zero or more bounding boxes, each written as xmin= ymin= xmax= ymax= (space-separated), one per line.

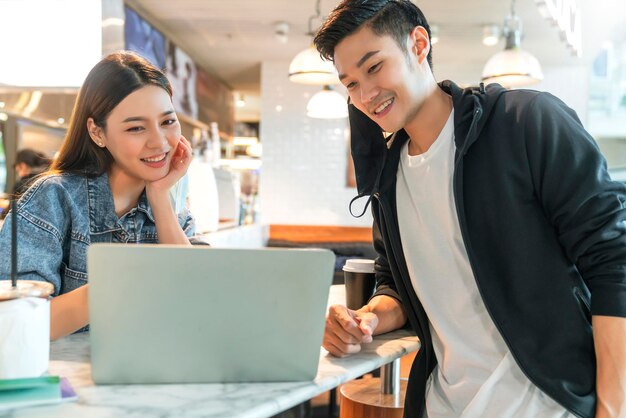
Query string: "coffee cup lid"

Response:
xmin=343 ymin=259 xmax=375 ymax=273
xmin=0 ymin=280 xmax=54 ymax=301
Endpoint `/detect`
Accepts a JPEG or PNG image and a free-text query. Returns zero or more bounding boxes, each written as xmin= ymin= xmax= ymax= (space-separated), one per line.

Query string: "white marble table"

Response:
xmin=2 ymin=286 xmax=419 ymax=418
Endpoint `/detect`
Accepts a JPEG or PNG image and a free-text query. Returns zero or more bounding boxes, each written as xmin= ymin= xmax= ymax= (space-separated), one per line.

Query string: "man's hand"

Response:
xmin=323 ymin=304 xmax=379 ymax=357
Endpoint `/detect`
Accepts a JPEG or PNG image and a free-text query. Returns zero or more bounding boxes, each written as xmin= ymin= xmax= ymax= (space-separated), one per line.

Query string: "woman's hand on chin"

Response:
xmin=145 ymin=135 xmax=192 ymax=199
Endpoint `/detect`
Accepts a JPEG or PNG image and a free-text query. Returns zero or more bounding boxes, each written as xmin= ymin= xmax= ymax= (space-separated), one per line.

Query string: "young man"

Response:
xmin=314 ymin=1 xmax=626 ymax=417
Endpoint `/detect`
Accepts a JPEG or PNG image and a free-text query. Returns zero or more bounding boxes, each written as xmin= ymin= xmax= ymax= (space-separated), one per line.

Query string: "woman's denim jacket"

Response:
xmin=0 ymin=173 xmax=195 ymax=296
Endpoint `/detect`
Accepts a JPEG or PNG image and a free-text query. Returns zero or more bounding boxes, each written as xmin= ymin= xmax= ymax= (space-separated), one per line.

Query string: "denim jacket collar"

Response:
xmin=87 ymin=173 xmax=155 ymax=234
xmin=136 ymin=191 xmax=156 ymax=223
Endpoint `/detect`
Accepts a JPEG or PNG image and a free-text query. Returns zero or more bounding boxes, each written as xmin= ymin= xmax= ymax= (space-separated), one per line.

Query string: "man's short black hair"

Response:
xmin=314 ymin=0 xmax=433 ymax=69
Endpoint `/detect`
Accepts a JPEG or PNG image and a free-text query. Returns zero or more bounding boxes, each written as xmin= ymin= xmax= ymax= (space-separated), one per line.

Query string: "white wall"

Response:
xmin=259 ymin=61 xmax=373 ymax=227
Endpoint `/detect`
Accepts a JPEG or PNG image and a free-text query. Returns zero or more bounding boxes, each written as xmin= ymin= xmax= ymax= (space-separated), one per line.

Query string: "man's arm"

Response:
xmin=593 ymin=315 xmax=626 ymax=418
xmin=358 ymin=294 xmax=407 ymax=335
xmin=522 ymin=93 xmax=626 ymax=415
xmin=323 ymin=216 xmax=408 ymax=357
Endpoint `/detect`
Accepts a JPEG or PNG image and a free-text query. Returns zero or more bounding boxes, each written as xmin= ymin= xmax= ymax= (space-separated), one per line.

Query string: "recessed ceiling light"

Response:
xmin=482 ymin=24 xmax=501 ymax=46
xmin=235 ymin=93 xmax=246 ymax=108
xmin=274 ymin=21 xmax=289 ymax=44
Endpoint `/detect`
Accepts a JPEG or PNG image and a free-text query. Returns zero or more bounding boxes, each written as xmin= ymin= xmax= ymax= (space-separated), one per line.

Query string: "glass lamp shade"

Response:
xmin=306 ymin=87 xmax=348 ymax=119
xmin=482 ymin=48 xmax=544 ymax=88
xmin=288 ymin=46 xmax=339 ymax=85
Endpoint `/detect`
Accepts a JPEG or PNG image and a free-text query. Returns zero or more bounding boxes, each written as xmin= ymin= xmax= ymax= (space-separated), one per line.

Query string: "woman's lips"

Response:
xmin=141 ymin=152 xmax=169 ymax=168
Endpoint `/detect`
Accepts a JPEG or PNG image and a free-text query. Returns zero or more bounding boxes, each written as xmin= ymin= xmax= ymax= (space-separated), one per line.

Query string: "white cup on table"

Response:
xmin=0 ymin=281 xmax=53 ymax=379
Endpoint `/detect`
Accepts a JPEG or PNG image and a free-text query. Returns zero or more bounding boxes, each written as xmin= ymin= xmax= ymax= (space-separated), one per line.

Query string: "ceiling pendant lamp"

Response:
xmin=288 ymin=0 xmax=339 ymax=85
xmin=482 ymin=0 xmax=543 ymax=88
xmin=288 ymin=47 xmax=339 ymax=85
xmin=306 ymin=85 xmax=348 ymax=119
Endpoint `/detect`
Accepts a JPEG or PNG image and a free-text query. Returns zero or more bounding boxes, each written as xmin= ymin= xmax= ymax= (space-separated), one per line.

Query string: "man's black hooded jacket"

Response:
xmin=349 ymin=80 xmax=626 ymax=418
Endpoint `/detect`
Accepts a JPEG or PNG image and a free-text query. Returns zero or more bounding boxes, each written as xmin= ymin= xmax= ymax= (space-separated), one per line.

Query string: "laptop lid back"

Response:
xmin=88 ymin=245 xmax=334 ymax=384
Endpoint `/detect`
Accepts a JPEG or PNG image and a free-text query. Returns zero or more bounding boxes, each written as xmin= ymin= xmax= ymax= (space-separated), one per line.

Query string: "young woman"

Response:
xmin=0 ymin=51 xmax=195 ymax=340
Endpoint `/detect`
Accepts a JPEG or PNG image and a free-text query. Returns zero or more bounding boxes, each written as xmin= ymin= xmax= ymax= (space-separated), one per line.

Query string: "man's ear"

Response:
xmin=408 ymin=25 xmax=430 ymax=65
xmin=86 ymin=118 xmax=105 ymax=147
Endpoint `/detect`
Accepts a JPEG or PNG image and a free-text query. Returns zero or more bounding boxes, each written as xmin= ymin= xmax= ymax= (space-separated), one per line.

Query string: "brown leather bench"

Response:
xmin=267 ymin=225 xmax=376 ymax=285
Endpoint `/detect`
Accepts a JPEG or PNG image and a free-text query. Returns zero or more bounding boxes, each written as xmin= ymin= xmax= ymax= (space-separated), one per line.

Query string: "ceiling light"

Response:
xmin=289 ymin=47 xmax=338 ymax=85
xmin=482 ymin=24 xmax=500 ymax=46
xmin=482 ymin=0 xmax=543 ymax=88
xmin=288 ymin=0 xmax=339 ymax=85
xmin=430 ymin=24 xmax=439 ymax=45
xmin=274 ymin=21 xmax=289 ymax=44
xmin=306 ymin=85 xmax=348 ymax=119
xmin=235 ymin=93 xmax=246 ymax=108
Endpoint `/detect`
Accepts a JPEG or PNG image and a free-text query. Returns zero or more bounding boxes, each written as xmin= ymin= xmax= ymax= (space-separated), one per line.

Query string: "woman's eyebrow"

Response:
xmin=122 ymin=110 xmax=175 ymax=123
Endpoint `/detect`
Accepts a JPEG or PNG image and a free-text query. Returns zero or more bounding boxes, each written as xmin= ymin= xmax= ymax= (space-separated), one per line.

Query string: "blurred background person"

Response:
xmin=13 ymin=148 xmax=52 ymax=196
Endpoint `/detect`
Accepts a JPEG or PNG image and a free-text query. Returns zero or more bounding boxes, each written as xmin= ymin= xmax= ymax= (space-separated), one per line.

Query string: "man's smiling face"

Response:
xmin=334 ymin=25 xmax=432 ymax=133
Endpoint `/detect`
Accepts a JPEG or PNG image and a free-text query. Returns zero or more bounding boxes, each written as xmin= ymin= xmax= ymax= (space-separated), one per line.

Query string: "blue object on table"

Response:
xmin=0 ymin=376 xmax=60 ymax=410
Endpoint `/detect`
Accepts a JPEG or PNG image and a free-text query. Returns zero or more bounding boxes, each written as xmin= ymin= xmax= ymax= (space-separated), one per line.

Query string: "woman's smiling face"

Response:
xmin=93 ymin=85 xmax=181 ymax=182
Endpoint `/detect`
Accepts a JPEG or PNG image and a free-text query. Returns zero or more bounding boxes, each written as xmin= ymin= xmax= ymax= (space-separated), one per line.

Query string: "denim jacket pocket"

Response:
xmin=61 ymin=263 xmax=88 ymax=294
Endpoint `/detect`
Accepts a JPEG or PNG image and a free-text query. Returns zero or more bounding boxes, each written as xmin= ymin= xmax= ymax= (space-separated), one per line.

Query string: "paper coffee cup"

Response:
xmin=343 ymin=259 xmax=376 ymax=310
xmin=0 ymin=281 xmax=53 ymax=379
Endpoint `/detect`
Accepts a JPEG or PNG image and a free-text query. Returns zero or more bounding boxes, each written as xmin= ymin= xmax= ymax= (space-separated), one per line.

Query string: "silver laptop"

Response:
xmin=87 ymin=244 xmax=335 ymax=384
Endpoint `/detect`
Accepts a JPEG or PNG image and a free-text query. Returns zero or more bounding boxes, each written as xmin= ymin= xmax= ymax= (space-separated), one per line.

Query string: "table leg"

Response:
xmin=380 ymin=358 xmax=400 ymax=395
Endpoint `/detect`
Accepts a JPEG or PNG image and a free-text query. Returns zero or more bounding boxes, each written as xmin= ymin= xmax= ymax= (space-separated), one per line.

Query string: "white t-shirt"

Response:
xmin=395 ymin=111 xmax=573 ymax=418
